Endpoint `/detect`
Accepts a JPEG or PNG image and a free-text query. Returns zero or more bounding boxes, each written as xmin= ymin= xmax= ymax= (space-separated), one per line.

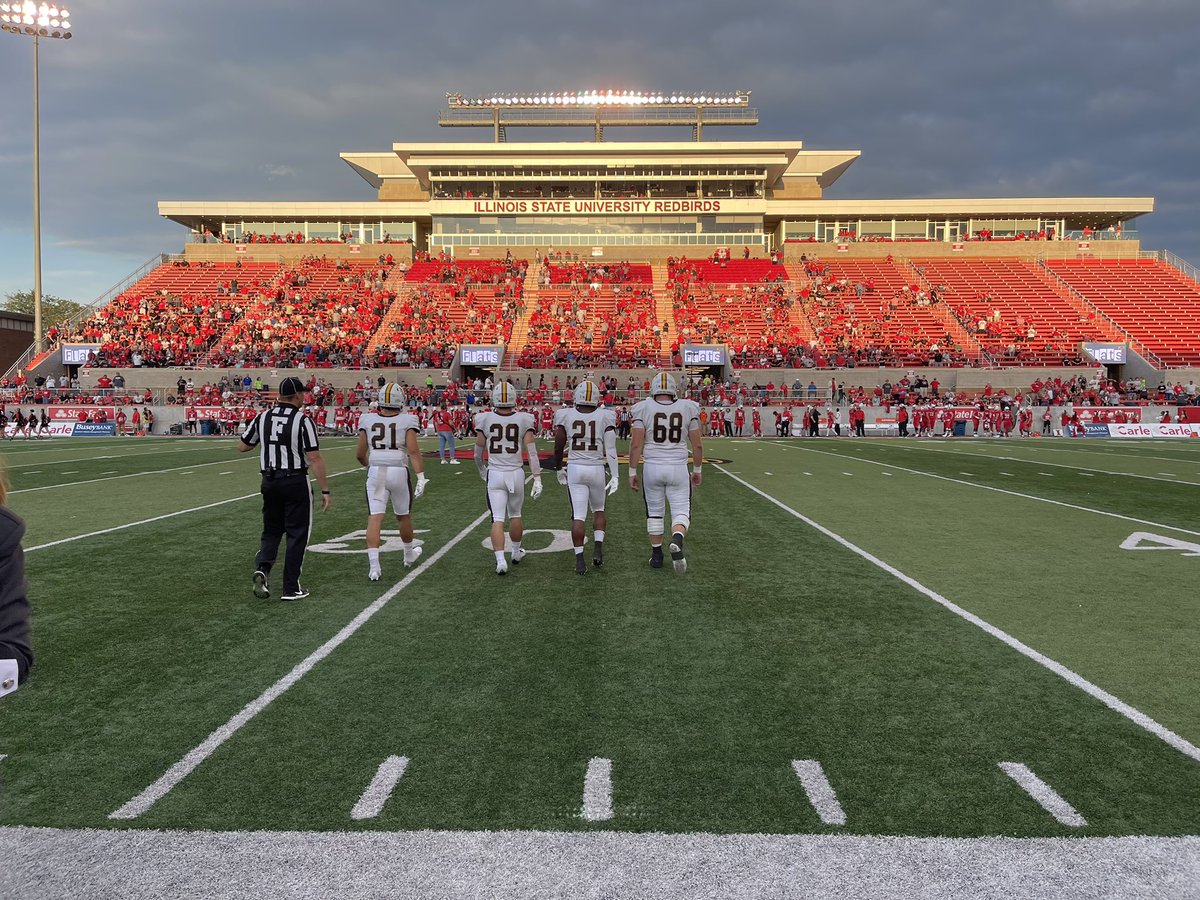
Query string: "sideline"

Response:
xmin=2 ymin=827 xmax=1196 ymax=900
xmin=109 ymin=508 xmax=492 ymax=819
xmin=768 ymin=442 xmax=1200 ymax=538
xmin=715 ymin=464 xmax=1200 ymax=764
xmin=10 ymin=455 xmax=261 ymax=495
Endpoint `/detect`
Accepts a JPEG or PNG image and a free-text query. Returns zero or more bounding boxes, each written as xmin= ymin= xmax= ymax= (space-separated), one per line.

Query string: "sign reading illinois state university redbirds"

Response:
xmin=430 ymin=198 xmax=765 ymax=216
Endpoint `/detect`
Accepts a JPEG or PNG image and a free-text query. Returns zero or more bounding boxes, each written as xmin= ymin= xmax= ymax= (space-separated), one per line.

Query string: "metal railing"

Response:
xmin=1151 ymin=248 xmax=1200 ymax=286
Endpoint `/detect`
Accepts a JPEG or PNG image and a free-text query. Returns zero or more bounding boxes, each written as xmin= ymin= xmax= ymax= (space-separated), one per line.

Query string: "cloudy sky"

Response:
xmin=1 ymin=0 xmax=1198 ymax=304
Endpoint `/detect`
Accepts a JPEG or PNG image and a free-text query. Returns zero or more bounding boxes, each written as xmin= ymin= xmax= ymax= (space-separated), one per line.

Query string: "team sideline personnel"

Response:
xmin=0 ymin=466 xmax=33 ymax=696
xmin=628 ymin=372 xmax=702 ymax=574
xmin=357 ymin=383 xmax=429 ymax=581
xmin=239 ymin=376 xmax=331 ymax=601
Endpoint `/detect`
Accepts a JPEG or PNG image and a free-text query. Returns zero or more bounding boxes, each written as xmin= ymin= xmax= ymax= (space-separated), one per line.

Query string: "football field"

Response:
xmin=1 ymin=433 xmax=1199 ymax=898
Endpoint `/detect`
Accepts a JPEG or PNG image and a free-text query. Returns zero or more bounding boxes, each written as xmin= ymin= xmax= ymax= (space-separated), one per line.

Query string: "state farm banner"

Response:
xmin=432 ymin=198 xmax=765 ymax=216
xmin=187 ymin=405 xmax=254 ymax=420
xmin=46 ymin=404 xmax=116 ymax=422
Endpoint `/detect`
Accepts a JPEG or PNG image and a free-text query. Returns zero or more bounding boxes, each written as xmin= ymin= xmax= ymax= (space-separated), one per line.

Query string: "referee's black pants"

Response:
xmin=256 ymin=472 xmax=312 ymax=594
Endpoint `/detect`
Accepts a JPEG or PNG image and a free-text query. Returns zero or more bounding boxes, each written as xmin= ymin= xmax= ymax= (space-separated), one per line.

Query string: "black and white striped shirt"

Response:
xmin=241 ymin=405 xmax=319 ymax=472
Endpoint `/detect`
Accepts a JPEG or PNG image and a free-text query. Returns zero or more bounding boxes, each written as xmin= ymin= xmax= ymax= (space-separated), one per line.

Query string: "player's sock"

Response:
xmin=511 ymin=541 xmax=525 ymax=563
xmin=671 ymin=531 xmax=685 ymax=551
xmin=594 ymin=530 xmax=605 ymax=544
xmin=494 ymin=550 xmax=506 ymax=565
xmin=574 ymin=546 xmax=584 ymax=555
xmin=367 ymin=548 xmax=381 ymax=569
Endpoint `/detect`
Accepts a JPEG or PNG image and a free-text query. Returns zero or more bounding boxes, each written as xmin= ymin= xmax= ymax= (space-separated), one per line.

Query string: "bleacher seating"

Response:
xmin=1046 ymin=259 xmax=1200 ymax=366
xmin=213 ymin=260 xmax=392 ymax=368
xmin=799 ymin=258 xmax=972 ymax=366
xmin=369 ymin=258 xmax=527 ymax=366
xmin=917 ymin=258 xmax=1121 ymax=365
xmin=66 ymin=262 xmax=278 ymax=367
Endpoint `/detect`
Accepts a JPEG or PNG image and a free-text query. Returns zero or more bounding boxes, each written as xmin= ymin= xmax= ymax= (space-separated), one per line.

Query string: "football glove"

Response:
xmin=414 ymin=475 xmax=429 ymax=499
xmin=607 ymin=473 xmax=619 ymax=496
xmin=557 ymin=469 xmax=569 ymax=486
xmin=530 ymin=476 xmax=543 ymax=500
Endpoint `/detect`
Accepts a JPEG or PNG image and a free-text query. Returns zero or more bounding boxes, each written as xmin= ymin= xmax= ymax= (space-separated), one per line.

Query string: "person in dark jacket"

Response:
xmin=0 ymin=472 xmax=33 ymax=694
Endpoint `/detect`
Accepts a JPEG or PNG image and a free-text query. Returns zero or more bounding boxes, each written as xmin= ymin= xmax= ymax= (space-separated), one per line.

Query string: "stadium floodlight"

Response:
xmin=1 ymin=2 xmax=73 ymax=355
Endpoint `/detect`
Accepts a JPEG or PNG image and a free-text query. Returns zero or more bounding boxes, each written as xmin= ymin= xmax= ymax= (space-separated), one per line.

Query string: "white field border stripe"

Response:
xmin=3 ymin=444 xmax=223 ymax=469
xmin=350 ymin=756 xmax=409 ymax=820
xmin=715 ymin=464 xmax=1200 ymax=764
xmin=582 ymin=757 xmax=614 ymax=822
xmin=9 ymin=455 xmax=260 ymax=494
xmin=998 ymin=762 xmax=1087 ymax=828
xmin=770 ymin=443 xmax=1200 ymax=538
xmin=791 ymin=760 xmax=846 ymax=825
xmin=892 ymin=443 xmax=1200 ymax=487
xmin=109 ymin=508 xmax=491 ymax=820
xmin=25 ymin=468 xmax=361 ymax=553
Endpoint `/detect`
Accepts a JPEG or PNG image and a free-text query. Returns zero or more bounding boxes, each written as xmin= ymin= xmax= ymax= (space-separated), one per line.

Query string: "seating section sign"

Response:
xmin=459 ymin=345 xmax=503 ymax=367
xmin=682 ymin=345 xmax=726 ymax=366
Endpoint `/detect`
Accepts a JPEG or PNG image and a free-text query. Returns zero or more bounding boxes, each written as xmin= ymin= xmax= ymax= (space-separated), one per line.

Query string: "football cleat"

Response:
xmin=368 ymin=568 xmax=382 ymax=582
xmin=403 ymin=546 xmax=423 ymax=568
xmin=650 ymin=546 xmax=664 ymax=569
xmin=252 ymin=570 xmax=270 ymax=599
xmin=575 ymin=554 xmax=588 ymax=576
xmin=496 ymin=559 xmax=508 ymax=576
xmin=511 ymin=547 xmax=527 ymax=565
xmin=670 ymin=536 xmax=687 ymax=574
xmin=593 ymin=541 xmax=604 ymax=568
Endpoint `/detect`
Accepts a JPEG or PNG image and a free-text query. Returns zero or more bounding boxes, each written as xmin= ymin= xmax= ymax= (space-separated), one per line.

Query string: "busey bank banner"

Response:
xmin=432 ymin=198 xmax=765 ymax=216
xmin=682 ymin=345 xmax=727 ymax=366
xmin=458 ymin=345 xmax=504 ymax=367
xmin=1082 ymin=342 xmax=1127 ymax=364
xmin=60 ymin=343 xmax=101 ymax=366
xmin=1087 ymin=422 xmax=1200 ymax=439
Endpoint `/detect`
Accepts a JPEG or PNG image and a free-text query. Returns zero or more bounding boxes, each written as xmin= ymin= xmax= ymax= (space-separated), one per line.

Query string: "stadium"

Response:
xmin=2 ymin=35 xmax=1200 ymax=900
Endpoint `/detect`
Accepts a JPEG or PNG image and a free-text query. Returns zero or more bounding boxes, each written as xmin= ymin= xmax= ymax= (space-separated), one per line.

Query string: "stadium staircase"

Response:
xmin=784 ymin=268 xmax=823 ymax=349
xmin=899 ymin=259 xmax=993 ymax=364
xmin=1044 ymin=257 xmax=1200 ymax=366
xmin=366 ymin=267 xmax=425 ymax=355
xmin=502 ymin=267 xmax=541 ymax=365
xmin=651 ymin=262 xmax=675 ymax=357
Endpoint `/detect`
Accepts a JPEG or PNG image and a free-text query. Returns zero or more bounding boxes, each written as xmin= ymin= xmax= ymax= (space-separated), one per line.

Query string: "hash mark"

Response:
xmin=791 ymin=759 xmax=846 ymax=825
xmin=582 ymin=757 xmax=613 ymax=822
xmin=998 ymin=762 xmax=1086 ymax=828
xmin=350 ymin=755 xmax=409 ymax=820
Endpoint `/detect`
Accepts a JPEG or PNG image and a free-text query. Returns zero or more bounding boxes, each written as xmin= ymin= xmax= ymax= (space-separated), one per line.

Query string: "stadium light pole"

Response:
xmin=0 ymin=2 xmax=73 ymax=356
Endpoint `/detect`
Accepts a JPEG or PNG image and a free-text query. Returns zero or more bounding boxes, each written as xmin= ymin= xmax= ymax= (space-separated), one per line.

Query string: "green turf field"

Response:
xmin=1 ymin=434 xmax=1198 ymax=850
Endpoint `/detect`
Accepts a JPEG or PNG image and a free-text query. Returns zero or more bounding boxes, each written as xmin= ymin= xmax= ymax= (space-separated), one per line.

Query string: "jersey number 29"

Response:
xmin=488 ymin=422 xmax=521 ymax=454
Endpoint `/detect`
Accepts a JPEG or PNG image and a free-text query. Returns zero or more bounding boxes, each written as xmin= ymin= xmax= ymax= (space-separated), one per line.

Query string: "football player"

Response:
xmin=356 ymin=382 xmax=429 ymax=581
xmin=553 ymin=380 xmax=619 ymax=576
xmin=474 ymin=381 xmax=543 ymax=576
xmin=628 ymin=372 xmax=702 ymax=574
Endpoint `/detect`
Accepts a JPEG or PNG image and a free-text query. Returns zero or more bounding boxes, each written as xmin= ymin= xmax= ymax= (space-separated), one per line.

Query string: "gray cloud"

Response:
xmin=1 ymin=0 xmax=1198 ymax=302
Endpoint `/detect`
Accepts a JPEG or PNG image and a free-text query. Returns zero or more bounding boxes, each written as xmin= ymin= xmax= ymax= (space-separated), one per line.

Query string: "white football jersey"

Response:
xmin=358 ymin=411 xmax=420 ymax=467
xmin=474 ymin=410 xmax=536 ymax=471
xmin=554 ymin=406 xmax=616 ymax=467
xmin=632 ymin=397 xmax=701 ymax=464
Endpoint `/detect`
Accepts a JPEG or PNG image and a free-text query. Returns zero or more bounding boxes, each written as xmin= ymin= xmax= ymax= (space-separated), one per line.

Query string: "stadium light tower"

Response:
xmin=0 ymin=2 xmax=73 ymax=356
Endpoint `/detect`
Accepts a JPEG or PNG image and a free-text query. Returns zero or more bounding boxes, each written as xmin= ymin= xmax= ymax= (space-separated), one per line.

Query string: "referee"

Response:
xmin=238 ymin=377 xmax=332 ymax=601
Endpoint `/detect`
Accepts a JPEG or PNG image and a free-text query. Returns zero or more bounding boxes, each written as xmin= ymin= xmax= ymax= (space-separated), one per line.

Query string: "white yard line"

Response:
xmin=715 ymin=465 xmax=1200 ymax=765
xmin=998 ymin=762 xmax=1087 ymax=828
xmin=790 ymin=760 xmax=846 ymax=825
xmin=10 ymin=456 xmax=259 ymax=494
xmin=25 ymin=468 xmax=361 ymax=552
xmin=3 ymin=444 xmax=222 ymax=469
xmin=109 ymin=508 xmax=491 ymax=820
xmin=582 ymin=757 xmax=614 ymax=822
xmin=889 ymin=443 xmax=1200 ymax=487
xmin=771 ymin=444 xmax=1200 ymax=538
xmin=349 ymin=756 xmax=410 ymax=821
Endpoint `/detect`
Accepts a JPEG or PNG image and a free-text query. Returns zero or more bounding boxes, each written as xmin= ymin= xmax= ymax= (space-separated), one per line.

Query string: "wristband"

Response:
xmin=692 ymin=465 xmax=703 ymax=474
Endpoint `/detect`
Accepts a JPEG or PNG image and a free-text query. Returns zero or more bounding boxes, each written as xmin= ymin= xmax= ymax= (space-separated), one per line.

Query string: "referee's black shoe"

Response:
xmin=281 ymin=586 xmax=310 ymax=601
xmin=252 ymin=570 xmax=270 ymax=600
